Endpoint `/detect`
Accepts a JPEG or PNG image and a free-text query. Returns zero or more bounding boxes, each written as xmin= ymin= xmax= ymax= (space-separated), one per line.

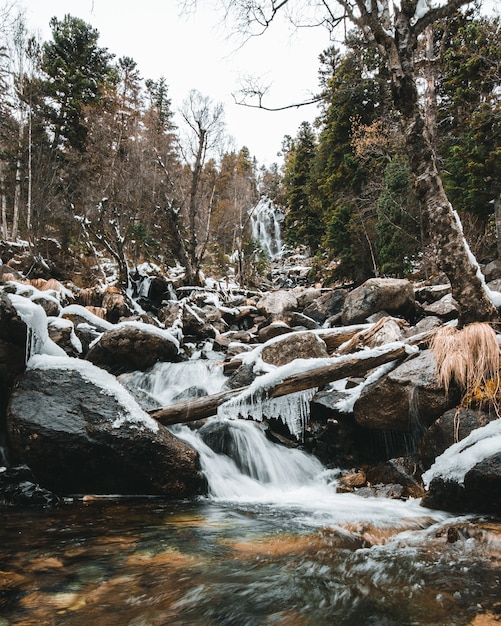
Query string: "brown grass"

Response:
xmin=431 ymin=323 xmax=501 ymax=412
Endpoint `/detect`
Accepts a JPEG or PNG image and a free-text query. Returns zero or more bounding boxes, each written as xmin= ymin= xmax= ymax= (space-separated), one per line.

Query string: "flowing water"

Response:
xmin=1 ymin=360 xmax=500 ymax=625
xmin=250 ymin=198 xmax=284 ymax=259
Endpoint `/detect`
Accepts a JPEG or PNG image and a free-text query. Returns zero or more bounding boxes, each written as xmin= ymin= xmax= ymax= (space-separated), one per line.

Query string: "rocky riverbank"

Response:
xmin=1 ymin=253 xmax=501 ymax=515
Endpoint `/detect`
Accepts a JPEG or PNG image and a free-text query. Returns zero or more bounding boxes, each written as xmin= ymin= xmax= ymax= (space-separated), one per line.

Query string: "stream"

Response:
xmin=1 ymin=360 xmax=500 ymax=625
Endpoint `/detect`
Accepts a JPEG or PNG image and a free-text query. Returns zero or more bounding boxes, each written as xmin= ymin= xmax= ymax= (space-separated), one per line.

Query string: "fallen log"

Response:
xmin=149 ymin=343 xmax=413 ymax=426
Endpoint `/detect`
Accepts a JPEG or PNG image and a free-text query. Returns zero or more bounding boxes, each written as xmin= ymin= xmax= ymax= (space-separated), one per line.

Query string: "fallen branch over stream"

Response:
xmin=149 ymin=343 xmax=415 ymax=426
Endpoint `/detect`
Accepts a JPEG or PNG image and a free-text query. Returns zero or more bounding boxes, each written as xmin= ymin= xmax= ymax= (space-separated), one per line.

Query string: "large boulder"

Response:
xmin=341 ymin=278 xmax=415 ymax=325
xmin=419 ymin=407 xmax=497 ymax=470
xmin=7 ymin=357 xmax=206 ymax=497
xmin=422 ymin=420 xmax=501 ymax=514
xmin=260 ymin=331 xmax=329 ymax=367
xmin=256 ymin=290 xmax=298 ymax=320
xmin=0 ymin=292 xmax=27 ymax=408
xmin=353 ymin=350 xmax=458 ymax=432
xmin=86 ymin=322 xmax=179 ymax=373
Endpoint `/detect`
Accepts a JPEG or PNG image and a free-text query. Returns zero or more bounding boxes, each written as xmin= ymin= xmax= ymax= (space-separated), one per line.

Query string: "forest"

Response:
xmin=0 ymin=3 xmax=499 ymax=292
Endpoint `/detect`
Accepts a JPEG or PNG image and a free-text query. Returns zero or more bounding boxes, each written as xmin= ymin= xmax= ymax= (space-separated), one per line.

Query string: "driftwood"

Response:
xmin=149 ymin=343 xmax=411 ymax=426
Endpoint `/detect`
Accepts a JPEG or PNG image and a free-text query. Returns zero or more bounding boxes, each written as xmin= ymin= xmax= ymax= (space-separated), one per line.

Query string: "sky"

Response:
xmin=14 ymin=0 xmax=335 ymax=167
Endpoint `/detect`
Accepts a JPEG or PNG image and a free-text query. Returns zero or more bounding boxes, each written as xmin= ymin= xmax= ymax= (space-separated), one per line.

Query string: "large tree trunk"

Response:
xmin=377 ymin=6 xmax=498 ymax=327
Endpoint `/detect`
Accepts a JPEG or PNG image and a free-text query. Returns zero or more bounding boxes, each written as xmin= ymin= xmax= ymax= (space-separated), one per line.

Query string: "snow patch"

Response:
xmin=422 ymin=418 xmax=501 ymax=487
xmin=7 ymin=293 xmax=66 ymax=360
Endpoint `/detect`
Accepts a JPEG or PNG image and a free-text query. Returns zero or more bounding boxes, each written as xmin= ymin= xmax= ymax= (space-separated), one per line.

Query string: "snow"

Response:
xmin=114 ymin=319 xmax=180 ymax=350
xmin=27 ymin=354 xmax=159 ymax=432
xmin=61 ymin=304 xmax=114 ymax=330
xmin=47 ymin=316 xmax=83 ymax=354
xmin=218 ymin=342 xmax=418 ymax=438
xmin=423 ymin=418 xmax=501 ymax=487
xmin=333 ymin=360 xmax=398 ymax=413
xmin=452 ymin=208 xmax=501 ymax=308
xmin=7 ymin=293 xmax=66 ymax=360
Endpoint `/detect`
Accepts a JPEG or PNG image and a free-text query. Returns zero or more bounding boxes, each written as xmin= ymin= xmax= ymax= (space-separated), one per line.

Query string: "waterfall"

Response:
xmin=123 ymin=360 xmax=445 ymax=526
xmin=250 ymin=197 xmax=284 ymax=259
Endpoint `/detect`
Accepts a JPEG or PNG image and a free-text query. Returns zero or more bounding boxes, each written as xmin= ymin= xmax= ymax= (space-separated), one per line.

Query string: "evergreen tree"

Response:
xmin=437 ymin=13 xmax=501 ymax=227
xmin=41 ymin=14 xmax=114 ymax=152
xmin=282 ymin=121 xmax=319 ymax=252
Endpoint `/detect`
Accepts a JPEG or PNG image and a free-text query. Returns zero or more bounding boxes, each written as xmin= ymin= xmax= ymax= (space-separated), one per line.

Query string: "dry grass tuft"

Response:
xmin=431 ymin=323 xmax=501 ymax=412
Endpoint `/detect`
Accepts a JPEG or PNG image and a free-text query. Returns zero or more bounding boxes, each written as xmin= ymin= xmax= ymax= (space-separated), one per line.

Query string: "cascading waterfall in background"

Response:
xmin=250 ymin=197 xmax=284 ymax=259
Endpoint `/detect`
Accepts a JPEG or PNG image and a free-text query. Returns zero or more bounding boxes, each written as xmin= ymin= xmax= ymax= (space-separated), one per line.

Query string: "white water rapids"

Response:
xmin=123 ymin=360 xmax=449 ymax=529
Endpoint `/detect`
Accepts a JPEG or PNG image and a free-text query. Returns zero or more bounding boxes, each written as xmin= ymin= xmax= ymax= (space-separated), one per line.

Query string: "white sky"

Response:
xmin=15 ymin=0 xmax=334 ymax=167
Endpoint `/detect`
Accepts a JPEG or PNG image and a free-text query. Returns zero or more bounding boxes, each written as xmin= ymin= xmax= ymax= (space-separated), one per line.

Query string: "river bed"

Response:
xmin=1 ymin=497 xmax=500 ymax=625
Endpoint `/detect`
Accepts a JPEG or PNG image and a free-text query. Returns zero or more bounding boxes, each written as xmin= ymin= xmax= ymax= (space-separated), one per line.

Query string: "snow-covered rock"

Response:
xmin=7 ymin=355 xmax=206 ymax=498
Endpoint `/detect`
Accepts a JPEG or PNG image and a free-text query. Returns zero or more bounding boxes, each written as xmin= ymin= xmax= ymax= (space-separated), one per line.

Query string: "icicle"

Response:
xmin=217 ymin=388 xmax=316 ymax=441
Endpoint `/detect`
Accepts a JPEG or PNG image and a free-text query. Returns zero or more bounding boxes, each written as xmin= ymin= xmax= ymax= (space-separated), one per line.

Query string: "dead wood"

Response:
xmin=149 ymin=343 xmax=411 ymax=426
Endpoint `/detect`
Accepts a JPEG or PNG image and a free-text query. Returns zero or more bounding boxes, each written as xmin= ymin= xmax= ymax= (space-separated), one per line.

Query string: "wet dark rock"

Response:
xmin=353 ymin=350 xmax=458 ymax=432
xmin=7 ymin=365 xmax=206 ymax=498
xmin=224 ymin=363 xmax=256 ymax=390
xmin=86 ymin=323 xmax=179 ymax=373
xmin=303 ymin=289 xmax=347 ymax=324
xmin=419 ymin=408 xmax=497 ymax=470
xmin=0 ymin=465 xmax=60 ymax=507
xmin=366 ymin=456 xmax=425 ymax=498
xmin=341 ymin=278 xmax=415 ymax=325
xmin=0 ymin=292 xmax=27 ymax=413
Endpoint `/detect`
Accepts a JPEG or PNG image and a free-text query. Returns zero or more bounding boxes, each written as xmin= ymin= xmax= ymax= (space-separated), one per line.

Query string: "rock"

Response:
xmin=414 ymin=284 xmax=451 ymax=304
xmin=224 ymin=363 xmax=257 ymax=390
xmin=47 ymin=317 xmax=82 ymax=357
xmin=260 ymin=330 xmax=329 ymax=367
xmin=405 ymin=315 xmax=442 ymax=338
xmin=366 ymin=456 xmax=425 ymax=498
xmin=7 ymin=362 xmax=206 ymax=497
xmin=86 ymin=322 xmax=179 ymax=373
xmin=336 ymin=470 xmax=367 ymax=492
xmin=102 ymin=290 xmax=134 ymax=323
xmin=419 ymin=408 xmax=497 ymax=470
xmin=30 ymin=294 xmax=61 ymax=317
xmin=292 ymin=286 xmax=322 ymax=308
xmin=341 ymin=278 xmax=415 ymax=325
xmin=353 ymin=350 xmax=458 ymax=432
xmin=157 ymin=301 xmax=181 ymax=327
xmin=462 ymin=453 xmax=501 ymax=514
xmin=366 ymin=318 xmax=405 ymax=347
xmin=182 ymin=303 xmax=216 ymax=341
xmin=482 ymin=259 xmax=501 ymax=282
xmin=0 ymin=265 xmax=24 ymax=283
xmin=256 ymin=290 xmax=298 ymax=319
xmin=257 ymin=321 xmax=292 ymax=343
xmin=0 ymin=465 xmax=60 ymax=507
xmin=283 ymin=311 xmax=320 ymax=330
xmin=303 ymin=289 xmax=346 ymax=324
xmin=0 ymin=292 xmax=27 ymax=410
xmin=487 ymin=278 xmax=501 ymax=294
xmin=422 ymin=294 xmax=459 ymax=320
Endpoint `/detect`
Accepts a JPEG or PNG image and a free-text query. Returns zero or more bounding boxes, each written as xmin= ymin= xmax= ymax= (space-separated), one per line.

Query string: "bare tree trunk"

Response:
xmin=377 ymin=11 xmax=497 ymax=327
xmin=0 ymin=169 xmax=7 ymax=240
xmin=11 ymin=124 xmax=23 ymax=241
